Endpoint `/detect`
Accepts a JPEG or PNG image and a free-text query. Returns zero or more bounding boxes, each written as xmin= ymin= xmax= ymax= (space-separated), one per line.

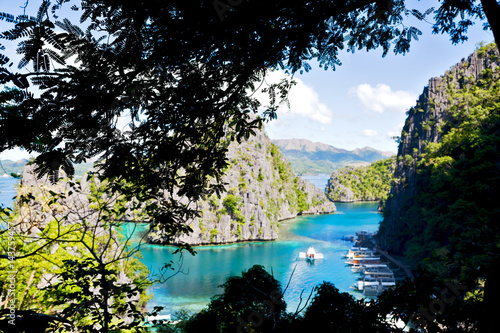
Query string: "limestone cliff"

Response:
xmin=15 ymin=124 xmax=335 ymax=246
xmin=149 ymin=126 xmax=336 ymax=245
xmin=378 ymin=43 xmax=500 ymax=253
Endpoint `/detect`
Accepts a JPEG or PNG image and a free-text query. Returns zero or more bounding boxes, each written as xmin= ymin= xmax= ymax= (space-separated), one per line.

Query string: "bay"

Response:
xmin=125 ymin=202 xmax=382 ymax=316
xmin=1 ymin=176 xmax=382 ymax=317
xmin=0 ymin=176 xmax=18 ymax=209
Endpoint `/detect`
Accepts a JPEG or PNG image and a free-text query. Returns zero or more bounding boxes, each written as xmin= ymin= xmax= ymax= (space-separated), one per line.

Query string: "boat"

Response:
xmin=344 ymin=248 xmax=377 ymax=260
xmin=350 ymin=263 xmax=388 ymax=272
xmin=352 ymin=278 xmax=396 ymax=295
xmin=350 ymin=263 xmax=396 ymax=296
xmin=361 ymin=266 xmax=394 ymax=279
xmin=298 ymin=247 xmax=324 ymax=260
xmin=345 ymin=256 xmax=381 ymax=265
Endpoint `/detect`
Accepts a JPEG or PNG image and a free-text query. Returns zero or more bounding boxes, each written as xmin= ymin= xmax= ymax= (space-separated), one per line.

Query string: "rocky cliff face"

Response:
xmin=378 ymin=44 xmax=500 ymax=252
xmin=16 ymin=124 xmax=335 ymax=247
xmin=150 ymin=126 xmax=336 ymax=245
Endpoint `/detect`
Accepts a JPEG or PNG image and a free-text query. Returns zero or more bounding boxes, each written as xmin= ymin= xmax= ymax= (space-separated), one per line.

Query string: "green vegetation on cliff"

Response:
xmin=150 ymin=128 xmax=336 ymax=245
xmin=325 ymin=157 xmax=395 ymax=202
xmin=380 ymin=44 xmax=500 ymax=278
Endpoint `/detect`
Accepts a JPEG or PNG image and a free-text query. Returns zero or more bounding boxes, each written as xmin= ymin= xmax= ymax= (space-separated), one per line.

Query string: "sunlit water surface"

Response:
xmin=1 ymin=175 xmax=382 ymax=316
xmin=123 ymin=201 xmax=381 ymax=315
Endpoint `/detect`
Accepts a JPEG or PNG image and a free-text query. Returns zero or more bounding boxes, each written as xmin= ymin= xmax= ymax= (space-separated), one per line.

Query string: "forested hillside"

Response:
xmin=325 ymin=157 xmax=395 ymax=202
xmin=378 ymin=43 xmax=500 ymax=289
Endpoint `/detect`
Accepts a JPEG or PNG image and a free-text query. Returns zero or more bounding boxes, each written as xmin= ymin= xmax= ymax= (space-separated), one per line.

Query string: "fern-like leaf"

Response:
xmin=48 ymin=48 xmax=65 ymax=66
xmin=36 ymin=0 xmax=50 ymax=23
xmin=0 ymin=54 xmax=10 ymax=66
xmin=0 ymin=12 xmax=16 ymax=23
xmin=33 ymin=150 xmax=74 ymax=184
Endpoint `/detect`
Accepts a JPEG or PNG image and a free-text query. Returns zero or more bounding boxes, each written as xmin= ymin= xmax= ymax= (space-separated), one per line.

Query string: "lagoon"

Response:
xmin=1 ymin=176 xmax=382 ymax=317
xmin=125 ymin=202 xmax=381 ymax=316
xmin=0 ymin=176 xmax=18 ymax=209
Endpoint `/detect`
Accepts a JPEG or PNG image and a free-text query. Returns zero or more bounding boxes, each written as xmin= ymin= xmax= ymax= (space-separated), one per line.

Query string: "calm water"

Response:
xmin=0 ymin=176 xmax=18 ymax=209
xmin=1 ymin=176 xmax=382 ymax=316
xmin=124 ymin=202 xmax=381 ymax=316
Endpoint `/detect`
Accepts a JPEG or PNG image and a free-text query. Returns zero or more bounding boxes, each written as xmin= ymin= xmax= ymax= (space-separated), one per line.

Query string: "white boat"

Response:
xmin=353 ymin=279 xmax=396 ymax=292
xmin=345 ymin=256 xmax=381 ymax=265
xmin=351 ymin=263 xmax=388 ymax=272
xmin=298 ymin=247 xmax=324 ymax=260
xmin=345 ymin=248 xmax=377 ymax=259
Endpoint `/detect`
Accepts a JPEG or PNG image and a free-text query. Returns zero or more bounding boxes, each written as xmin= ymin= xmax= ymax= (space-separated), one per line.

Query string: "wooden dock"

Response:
xmin=375 ymin=247 xmax=414 ymax=280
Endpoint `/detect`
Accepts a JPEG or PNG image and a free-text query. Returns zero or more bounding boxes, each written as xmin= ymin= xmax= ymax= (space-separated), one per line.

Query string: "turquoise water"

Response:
xmin=0 ymin=177 xmax=18 ymax=209
xmin=1 ymin=177 xmax=382 ymax=316
xmin=125 ymin=202 xmax=382 ymax=316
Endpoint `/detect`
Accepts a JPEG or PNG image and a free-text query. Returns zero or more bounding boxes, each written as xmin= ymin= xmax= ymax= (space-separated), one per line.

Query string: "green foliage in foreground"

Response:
xmin=325 ymin=157 xmax=396 ymax=202
xmin=180 ymin=265 xmax=487 ymax=332
xmin=0 ymin=178 xmax=151 ymax=332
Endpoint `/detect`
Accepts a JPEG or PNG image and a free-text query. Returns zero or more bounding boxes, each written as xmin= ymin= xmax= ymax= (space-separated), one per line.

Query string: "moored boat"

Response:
xmin=345 ymin=256 xmax=381 ymax=265
xmin=344 ymin=247 xmax=377 ymax=259
xmin=298 ymin=246 xmax=324 ymax=260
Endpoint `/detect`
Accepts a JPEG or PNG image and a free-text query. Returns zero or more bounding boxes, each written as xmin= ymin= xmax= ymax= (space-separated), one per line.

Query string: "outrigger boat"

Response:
xmin=344 ymin=242 xmax=396 ymax=296
xmin=352 ymin=278 xmax=396 ymax=296
xmin=351 ymin=263 xmax=388 ymax=272
xmin=345 ymin=256 xmax=381 ymax=265
xmin=298 ymin=247 xmax=324 ymax=260
xmin=344 ymin=248 xmax=377 ymax=259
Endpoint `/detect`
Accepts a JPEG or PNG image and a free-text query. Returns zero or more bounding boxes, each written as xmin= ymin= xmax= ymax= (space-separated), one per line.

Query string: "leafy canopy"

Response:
xmin=0 ymin=0 xmax=498 ymax=241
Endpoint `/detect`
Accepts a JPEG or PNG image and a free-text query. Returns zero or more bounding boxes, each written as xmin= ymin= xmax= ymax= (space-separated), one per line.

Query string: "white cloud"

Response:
xmin=256 ymin=71 xmax=333 ymax=125
xmin=349 ymin=83 xmax=416 ymax=113
xmin=0 ymin=148 xmax=36 ymax=161
xmin=361 ymin=129 xmax=379 ymax=137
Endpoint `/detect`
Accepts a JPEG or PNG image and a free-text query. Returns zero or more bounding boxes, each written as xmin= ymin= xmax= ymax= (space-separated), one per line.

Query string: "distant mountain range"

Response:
xmin=0 ymin=159 xmax=28 ymax=176
xmin=1 ymin=139 xmax=392 ymax=178
xmin=272 ymin=139 xmax=394 ymax=175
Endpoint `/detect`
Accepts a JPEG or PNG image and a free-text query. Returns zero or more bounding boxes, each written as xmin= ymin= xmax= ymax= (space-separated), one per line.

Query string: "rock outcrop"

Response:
xmin=150 ymin=125 xmax=336 ymax=245
xmin=378 ymin=43 xmax=500 ymax=252
xmin=15 ymin=123 xmax=335 ymax=247
xmin=325 ymin=157 xmax=395 ymax=203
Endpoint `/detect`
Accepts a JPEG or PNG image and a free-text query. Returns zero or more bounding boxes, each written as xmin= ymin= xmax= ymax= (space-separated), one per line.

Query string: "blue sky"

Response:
xmin=264 ymin=9 xmax=494 ymax=153
xmin=0 ymin=0 xmax=496 ymax=160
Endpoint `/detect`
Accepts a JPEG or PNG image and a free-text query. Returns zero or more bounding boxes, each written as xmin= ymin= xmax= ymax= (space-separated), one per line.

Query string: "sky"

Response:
xmin=0 ymin=0 xmax=496 ymax=160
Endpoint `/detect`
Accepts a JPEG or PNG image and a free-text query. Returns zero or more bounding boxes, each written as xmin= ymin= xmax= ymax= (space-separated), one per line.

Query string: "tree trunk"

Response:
xmin=480 ymin=0 xmax=500 ymax=49
xmin=480 ymin=256 xmax=500 ymax=332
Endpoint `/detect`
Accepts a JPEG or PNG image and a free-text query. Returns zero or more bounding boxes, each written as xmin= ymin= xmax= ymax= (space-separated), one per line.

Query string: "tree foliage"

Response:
xmin=0 ymin=170 xmax=151 ymax=332
xmin=184 ymin=264 xmax=493 ymax=332
xmin=0 ymin=0 xmax=452 ymax=241
xmin=380 ymin=52 xmax=500 ymax=282
xmin=185 ymin=265 xmax=286 ymax=333
xmin=377 ymin=43 xmax=500 ymax=332
xmin=325 ymin=157 xmax=396 ymax=203
xmin=1 ymin=1 xmax=500 ymax=330
xmin=0 ymin=0 xmax=497 ymax=242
